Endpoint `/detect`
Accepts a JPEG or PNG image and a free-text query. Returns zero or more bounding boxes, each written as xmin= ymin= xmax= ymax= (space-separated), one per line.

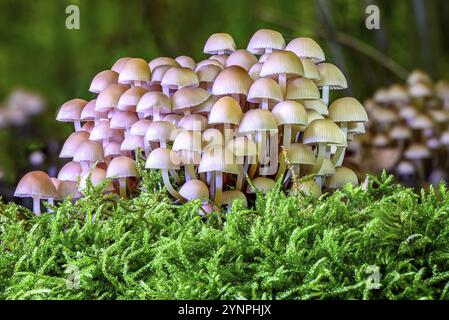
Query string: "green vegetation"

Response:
xmin=1 ymin=170 xmax=449 ymax=300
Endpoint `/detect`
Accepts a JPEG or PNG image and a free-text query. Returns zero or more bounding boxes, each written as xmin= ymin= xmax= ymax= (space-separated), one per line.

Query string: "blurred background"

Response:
xmin=1 ymin=0 xmax=449 ymax=200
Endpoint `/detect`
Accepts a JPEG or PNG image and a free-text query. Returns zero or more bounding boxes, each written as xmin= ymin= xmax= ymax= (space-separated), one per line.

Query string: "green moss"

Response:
xmin=1 ymin=171 xmax=449 ymax=300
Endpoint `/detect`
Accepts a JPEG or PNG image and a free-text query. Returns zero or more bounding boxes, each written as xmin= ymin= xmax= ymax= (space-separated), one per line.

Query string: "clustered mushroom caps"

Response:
xmin=15 ymin=29 xmax=367 ymax=214
xmin=351 ymin=69 xmax=449 ymax=187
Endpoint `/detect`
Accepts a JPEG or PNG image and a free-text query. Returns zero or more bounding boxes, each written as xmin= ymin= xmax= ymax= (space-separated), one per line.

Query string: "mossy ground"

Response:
xmin=1 ymin=169 xmax=449 ymax=300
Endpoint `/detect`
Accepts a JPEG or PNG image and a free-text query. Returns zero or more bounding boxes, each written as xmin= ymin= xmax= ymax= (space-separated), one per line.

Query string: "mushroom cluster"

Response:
xmin=351 ymin=70 xmax=449 ymax=187
xmin=15 ymin=29 xmax=367 ymax=215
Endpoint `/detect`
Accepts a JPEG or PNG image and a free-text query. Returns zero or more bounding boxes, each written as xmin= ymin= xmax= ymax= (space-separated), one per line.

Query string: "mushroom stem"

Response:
xmin=144 ymin=140 xmax=151 ymax=157
xmin=209 ymin=171 xmax=216 ymax=199
xmin=332 ymin=146 xmax=346 ymax=167
xmin=261 ymin=98 xmax=269 ymax=110
xmin=256 ymin=131 xmax=268 ymax=166
xmin=316 ymin=175 xmax=324 ymax=188
xmin=275 ymin=156 xmax=286 ymax=182
xmin=185 ymin=164 xmax=197 ymax=181
xmin=162 ymin=170 xmax=182 ymax=200
xmin=80 ymin=161 xmax=90 ymax=173
xmin=32 ymin=197 xmax=41 ymax=216
xmin=184 ymin=109 xmax=191 ymax=116
xmin=283 ymin=124 xmax=292 ymax=148
xmin=232 ymin=94 xmax=240 ymax=107
xmin=317 ymin=142 xmax=329 ymax=159
xmin=322 ymin=86 xmax=330 ymax=106
xmin=215 ymin=171 xmax=223 ymax=206
xmin=153 ymin=106 xmax=161 ymax=121
xmin=162 ymin=86 xmax=170 ymax=97
xmin=119 ymin=177 xmax=127 ymax=198
xmin=279 ymin=73 xmax=287 ymax=96
xmin=169 ymin=169 xmax=181 ymax=184
xmin=47 ymin=198 xmax=54 ymax=213
xmin=236 ymin=156 xmax=244 ymax=190
xmin=74 ymin=121 xmax=82 ymax=132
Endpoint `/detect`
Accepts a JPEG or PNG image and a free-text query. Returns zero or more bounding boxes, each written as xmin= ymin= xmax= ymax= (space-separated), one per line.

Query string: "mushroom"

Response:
xmin=211 ymin=66 xmax=253 ymax=108
xmin=272 ymin=100 xmax=307 ymax=148
xmin=246 ymin=177 xmax=276 ymax=194
xmin=136 ymin=91 xmax=171 ymax=121
xmin=145 ymin=120 xmax=176 ymax=149
xmin=277 ymin=143 xmax=316 ymax=184
xmin=316 ymin=63 xmax=348 ymax=106
xmin=248 ymin=62 xmax=263 ymax=81
xmin=81 ymin=99 xmax=108 ymax=125
xmin=89 ymin=70 xmax=119 ymax=94
xmin=221 ymin=190 xmax=247 ymax=211
xmin=179 ymin=179 xmax=209 ymax=202
xmin=121 ymin=133 xmax=145 ymax=160
xmin=56 ymin=98 xmax=87 ymax=132
xmin=117 ymin=86 xmax=148 ymax=112
xmin=73 ymin=140 xmax=105 ymax=173
xmin=208 ymin=96 xmax=242 ymax=141
xmin=160 ymin=67 xmax=199 ymax=96
xmin=110 ymin=110 xmax=139 ymax=134
xmin=310 ymin=157 xmax=336 ymax=188
xmin=175 ymin=56 xmax=196 ymax=71
xmin=195 ymin=60 xmax=223 ymax=92
xmin=247 ymin=77 xmax=283 ymax=110
xmin=149 ymin=57 xmax=180 ymax=72
xmin=95 ymin=84 xmax=130 ymax=116
xmin=172 ymin=130 xmax=202 ymax=181
xmin=247 ymin=29 xmax=286 ymax=55
xmin=226 ymin=136 xmax=257 ymax=190
xmin=299 ymin=58 xmax=321 ymax=81
xmin=106 ymin=156 xmax=137 ymax=198
xmin=111 ymin=57 xmax=132 ymax=73
xmin=171 ymin=87 xmax=210 ymax=116
xmin=226 ymin=49 xmax=258 ymax=71
xmin=404 ymin=143 xmax=431 ymax=181
xmin=285 ymin=37 xmax=325 ymax=63
xmin=204 ymin=33 xmax=236 ymax=55
xmin=59 ymin=131 xmax=90 ymax=159
xmin=79 ymin=167 xmax=114 ymax=195
xmin=118 ymin=58 xmax=151 ymax=87
xmin=285 ymin=77 xmax=321 ymax=101
xmin=324 ymin=166 xmax=358 ymax=191
xmin=210 ymin=54 xmax=229 ymax=66
xmin=296 ymin=180 xmax=322 ymax=197
xmin=14 ymin=171 xmax=57 ymax=215
xmin=89 ymin=120 xmax=117 ymax=149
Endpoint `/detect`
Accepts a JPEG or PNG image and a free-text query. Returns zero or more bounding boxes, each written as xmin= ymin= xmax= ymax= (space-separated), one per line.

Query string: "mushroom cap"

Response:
xmin=246 ymin=177 xmax=276 ymax=194
xmin=58 ymin=161 xmax=82 ymax=182
xmin=81 ymin=99 xmax=107 ymax=121
xmin=404 ymin=144 xmax=431 ymax=160
xmin=372 ymin=133 xmax=390 ymax=147
xmin=89 ymin=120 xmax=115 ymax=141
xmin=387 ymin=84 xmax=410 ymax=103
xmin=106 ymin=156 xmax=137 ymax=178
xmin=296 ymin=180 xmax=322 ymax=196
xmin=79 ymin=168 xmax=114 ymax=193
xmin=195 ymin=63 xmax=222 ymax=83
xmin=348 ymin=122 xmax=366 ymax=135
xmin=324 ymin=166 xmax=358 ymax=189
xmin=192 ymin=96 xmax=219 ymax=114
xmin=171 ymin=87 xmax=210 ymax=112
xmin=238 ymin=109 xmax=278 ymax=133
xmin=111 ymin=57 xmax=132 ymax=73
xmin=14 ymin=171 xmax=57 ymax=199
xmin=303 ymin=119 xmax=347 ymax=146
xmin=210 ymin=54 xmax=229 ymax=66
xmin=118 ymin=58 xmax=151 ymax=84
xmin=222 ymin=190 xmax=247 ymax=207
xmin=300 ymin=58 xmax=321 ymax=81
xmin=285 ymin=37 xmax=325 ymax=63
xmin=136 ymin=91 xmax=172 ymax=114
xmin=57 ymin=180 xmax=82 ymax=200
xmin=177 ymin=149 xmax=201 ymax=165
xmin=89 ymin=70 xmax=119 ymax=93
xmin=247 ymin=29 xmax=286 ymax=54
xmin=429 ymin=109 xmax=449 ymax=124
xmin=179 ymin=179 xmax=210 ymax=201
xmin=56 ymin=99 xmax=87 ymax=122
xmin=145 ymin=148 xmax=181 ymax=170
xmin=202 ymin=128 xmax=224 ymax=152
xmin=248 ymin=62 xmax=263 ymax=80
xmin=260 ymin=51 xmax=304 ymax=79
xmin=198 ymin=147 xmax=239 ymax=174
xmin=149 ymin=65 xmax=172 ymax=85
xmin=247 ymin=78 xmax=283 ymax=104
xmin=73 ymin=140 xmax=105 ymax=163
xmin=441 ymin=130 xmax=449 ymax=146
xmin=204 ymin=33 xmax=236 ymax=55
xmin=435 ymin=80 xmax=449 ymax=100
xmin=121 ymin=134 xmax=144 ymax=152
xmin=226 ymin=49 xmax=258 ymax=71
xmin=212 ymin=66 xmax=253 ymax=96
xmin=300 ymin=99 xmax=328 ymax=115
xmin=161 ymin=67 xmax=199 ymax=89
xmin=96 ymin=84 xmax=129 ymax=112
xmin=285 ymin=77 xmax=320 ymax=100
xmin=226 ymin=136 xmax=257 ymax=157
xmin=209 ymin=96 xmax=242 ymax=125
xmin=172 ymin=130 xmax=202 ymax=152
xmin=162 ymin=113 xmax=183 ymax=126
xmin=178 ymin=114 xmax=208 ymax=131
xmin=145 ymin=121 xmax=176 ymax=142
xmin=271 ymin=100 xmax=307 ymax=126
xmin=409 ymin=82 xmax=433 ymax=98
xmin=316 ymin=63 xmax=348 ymax=90
xmin=311 ymin=157 xmax=336 ymax=176
xmin=373 ymin=88 xmax=390 ymax=104
xmin=389 ymin=125 xmax=411 ymax=140
xmin=110 ymin=110 xmax=138 ymax=130
xmin=427 ymin=137 xmax=441 ymax=150
xmin=409 ymin=114 xmax=433 ymax=130
xmin=117 ymin=86 xmax=148 ymax=112
xmin=148 ymin=57 xmax=180 ymax=72
xmin=175 ymin=56 xmax=196 ymax=70
xmin=285 ymin=143 xmax=316 ymax=165
xmin=130 ymin=119 xmax=152 ymax=136
xmin=396 ymin=161 xmax=415 ymax=176
xmin=306 ymin=109 xmax=324 ymax=124
xmin=328 ymin=97 xmax=368 ymax=123
xmin=60 ymin=131 xmax=90 ymax=158
xmin=104 ymin=141 xmax=122 ymax=157
xmin=407 ymin=69 xmax=432 ymax=86
xmin=371 ymin=107 xmax=398 ymax=123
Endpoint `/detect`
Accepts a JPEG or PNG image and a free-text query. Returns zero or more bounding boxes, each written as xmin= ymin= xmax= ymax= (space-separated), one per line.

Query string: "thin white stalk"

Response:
xmin=261 ymin=98 xmax=269 ymax=110
xmin=283 ymin=124 xmax=292 ymax=148
xmin=279 ymin=73 xmax=287 ymax=96
xmin=162 ymin=170 xmax=182 ymax=200
xmin=74 ymin=121 xmax=81 ymax=132
xmin=215 ymin=171 xmax=223 ymax=206
xmin=119 ymin=177 xmax=127 ymax=198
xmin=33 ymin=197 xmax=41 ymax=216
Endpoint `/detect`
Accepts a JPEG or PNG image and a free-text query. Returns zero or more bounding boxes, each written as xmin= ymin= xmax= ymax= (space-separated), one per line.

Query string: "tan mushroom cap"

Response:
xmin=226 ymin=49 xmax=258 ymax=71
xmin=429 ymin=109 xmax=449 ymax=124
xmin=404 ymin=144 xmax=431 ymax=160
xmin=372 ymin=133 xmax=390 ymax=147
xmin=148 ymin=57 xmax=180 ymax=72
xmin=204 ymin=33 xmax=236 ymax=55
xmin=58 ymin=161 xmax=82 ymax=182
xmin=202 ymin=128 xmax=224 ymax=152
xmin=373 ymin=88 xmax=390 ymax=104
xmin=195 ymin=63 xmax=222 ymax=83
xmin=161 ymin=67 xmax=199 ymax=89
xmin=178 ymin=114 xmax=208 ymax=131
xmin=89 ymin=120 xmax=115 ymax=141
xmin=209 ymin=96 xmax=243 ymax=125
xmin=175 ymin=56 xmax=196 ymax=70
xmin=198 ymin=147 xmax=239 ymax=174
xmin=409 ymin=82 xmax=433 ymax=98
xmin=130 ymin=119 xmax=152 ymax=136
xmin=285 ymin=143 xmax=316 ymax=165
xmin=238 ymin=109 xmax=278 ymax=134
xmin=387 ymin=84 xmax=410 ymax=103
xmin=73 ymin=140 xmax=105 ymax=163
xmin=81 ymin=99 xmax=107 ymax=121
xmin=79 ymin=168 xmax=114 ymax=193
xmin=226 ymin=136 xmax=257 ymax=157
xmin=306 ymin=109 xmax=324 ymax=125
xmin=210 ymin=54 xmax=229 ymax=66
xmin=212 ymin=66 xmax=253 ymax=96
xmin=371 ymin=107 xmax=398 ymax=123
xmin=297 ymin=180 xmax=322 ymax=196
xmin=427 ymin=137 xmax=441 ymax=150
xmin=324 ymin=166 xmax=358 ymax=189
xmin=300 ymin=99 xmax=328 ymax=115
xmin=248 ymin=62 xmax=263 ymax=81
xmin=311 ymin=158 xmax=336 ymax=176
xmin=121 ymin=134 xmax=144 ymax=152
xmin=407 ymin=69 xmax=432 ymax=86
xmin=348 ymin=122 xmax=366 ymax=135
xmin=247 ymin=29 xmax=286 ymax=54
xmin=441 ymin=130 xmax=449 ymax=146
xmin=56 ymin=179 xmax=82 ymax=200
xmin=106 ymin=156 xmax=137 ymax=179
xmin=285 ymin=77 xmax=320 ymax=100
xmin=60 ymin=131 xmax=90 ymax=158
xmin=145 ymin=121 xmax=176 ymax=142
xmin=300 ymin=58 xmax=321 ymax=81
xmin=117 ymin=86 xmax=148 ymax=112
xmin=171 ymin=87 xmax=210 ymax=113
xmin=271 ymin=100 xmax=307 ymax=126
xmin=409 ymin=114 xmax=433 ymax=130
xmin=192 ymin=96 xmax=219 ymax=114
xmin=118 ymin=58 xmax=151 ymax=84
xmin=57 ymin=99 xmax=87 ymax=122
xmin=285 ymin=37 xmax=325 ymax=63
xmin=136 ymin=91 xmax=172 ymax=114
xmin=179 ymin=179 xmax=210 ymax=201
xmin=246 ymin=177 xmax=276 ymax=194
xmin=14 ymin=171 xmax=57 ymax=199
xmin=328 ymin=97 xmax=368 ymax=123
xmin=104 ymin=141 xmax=122 ymax=157
xmin=303 ymin=119 xmax=347 ymax=146
xmin=110 ymin=110 xmax=138 ymax=130
xmin=389 ymin=125 xmax=411 ymax=140
xmin=111 ymin=57 xmax=132 ymax=73
xmin=222 ymin=190 xmax=248 ymax=207
xmin=260 ymin=51 xmax=304 ymax=78
xmin=173 ymin=130 xmax=202 ymax=152
xmin=150 ymin=65 xmax=172 ymax=85
xmin=316 ymin=63 xmax=348 ymax=90
xmin=247 ymin=78 xmax=283 ymax=104
xmin=89 ymin=70 xmax=119 ymax=94
xmin=96 ymin=84 xmax=129 ymax=112
xmin=146 ymin=148 xmax=181 ymax=170
xmin=396 ymin=161 xmax=415 ymax=176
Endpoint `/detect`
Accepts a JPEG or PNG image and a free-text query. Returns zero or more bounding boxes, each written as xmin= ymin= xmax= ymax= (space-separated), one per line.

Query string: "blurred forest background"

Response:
xmin=0 ymin=0 xmax=448 ymax=200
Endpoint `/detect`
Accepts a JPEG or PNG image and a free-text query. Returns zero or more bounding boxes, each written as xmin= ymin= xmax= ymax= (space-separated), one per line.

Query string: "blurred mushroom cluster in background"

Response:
xmin=350 ymin=70 xmax=449 ymax=188
xmin=14 ymin=29 xmax=369 ymax=214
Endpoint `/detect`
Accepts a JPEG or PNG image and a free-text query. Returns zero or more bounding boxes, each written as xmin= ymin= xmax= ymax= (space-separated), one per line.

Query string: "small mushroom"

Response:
xmin=106 ymin=156 xmax=137 ymax=198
